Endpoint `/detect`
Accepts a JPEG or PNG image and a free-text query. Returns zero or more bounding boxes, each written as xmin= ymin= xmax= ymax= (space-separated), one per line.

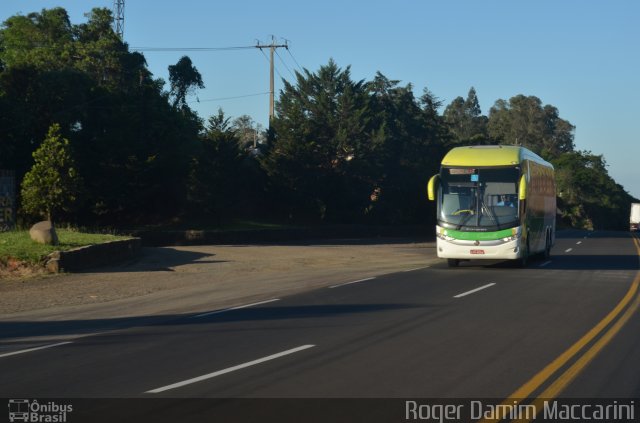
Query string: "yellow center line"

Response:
xmin=525 ymin=287 xmax=640 ymax=421
xmin=479 ymin=233 xmax=640 ymax=423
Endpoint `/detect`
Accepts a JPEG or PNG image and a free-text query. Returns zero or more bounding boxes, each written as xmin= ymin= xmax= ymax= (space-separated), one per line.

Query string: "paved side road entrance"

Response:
xmin=0 ymin=239 xmax=435 ymax=320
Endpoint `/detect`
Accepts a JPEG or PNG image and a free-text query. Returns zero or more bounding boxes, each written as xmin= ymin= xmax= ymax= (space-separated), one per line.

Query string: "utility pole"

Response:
xmin=255 ymin=37 xmax=288 ymax=122
xmin=113 ymin=0 xmax=125 ymax=40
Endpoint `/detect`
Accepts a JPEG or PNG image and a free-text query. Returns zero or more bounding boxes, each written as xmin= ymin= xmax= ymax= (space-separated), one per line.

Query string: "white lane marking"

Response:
xmin=539 ymin=260 xmax=552 ymax=267
xmin=193 ymin=299 xmax=280 ymax=318
xmin=146 ymin=344 xmax=315 ymax=393
xmin=576 ymin=241 xmax=582 ymax=245
xmin=328 ymin=277 xmax=375 ymax=289
xmin=453 ymin=283 xmax=496 ymax=299
xmin=0 ymin=342 xmax=72 ymax=359
xmin=565 ymin=248 xmax=573 ymax=253
xmin=403 ymin=266 xmax=429 ymax=272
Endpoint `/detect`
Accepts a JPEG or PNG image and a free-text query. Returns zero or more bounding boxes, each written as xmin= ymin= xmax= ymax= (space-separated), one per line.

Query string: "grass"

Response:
xmin=0 ymin=229 xmax=131 ymax=264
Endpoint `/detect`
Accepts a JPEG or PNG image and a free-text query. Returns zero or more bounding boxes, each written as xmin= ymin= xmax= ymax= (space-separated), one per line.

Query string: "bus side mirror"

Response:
xmin=519 ymin=175 xmax=527 ymax=200
xmin=427 ymin=174 xmax=440 ymax=201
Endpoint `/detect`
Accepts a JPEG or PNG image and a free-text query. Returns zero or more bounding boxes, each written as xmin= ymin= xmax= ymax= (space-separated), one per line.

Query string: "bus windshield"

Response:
xmin=438 ymin=166 xmax=520 ymax=230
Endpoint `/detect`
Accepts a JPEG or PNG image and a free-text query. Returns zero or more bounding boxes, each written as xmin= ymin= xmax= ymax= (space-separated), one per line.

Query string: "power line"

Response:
xmin=2 ymin=34 xmax=299 ymax=126
xmin=275 ymin=50 xmax=296 ymax=80
xmin=132 ymin=46 xmax=255 ymax=52
xmin=258 ymin=48 xmax=284 ymax=81
xmin=131 ymin=38 xmax=300 ymax=123
xmin=286 ymin=47 xmax=305 ymax=73
xmin=188 ymin=91 xmax=270 ymax=104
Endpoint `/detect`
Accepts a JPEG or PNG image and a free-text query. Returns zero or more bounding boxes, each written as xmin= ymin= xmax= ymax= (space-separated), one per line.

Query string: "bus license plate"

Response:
xmin=470 ymin=249 xmax=485 ymax=254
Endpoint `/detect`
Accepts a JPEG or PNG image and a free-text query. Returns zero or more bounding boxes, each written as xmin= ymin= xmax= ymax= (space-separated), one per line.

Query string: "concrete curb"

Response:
xmin=45 ymin=238 xmax=141 ymax=273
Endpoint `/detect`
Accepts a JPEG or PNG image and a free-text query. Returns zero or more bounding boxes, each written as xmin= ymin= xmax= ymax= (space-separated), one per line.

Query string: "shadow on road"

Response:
xmin=220 ymin=237 xmax=435 ymax=247
xmin=440 ymin=254 xmax=640 ymax=271
xmin=75 ymin=247 xmax=228 ymax=274
xmin=0 ymin=303 xmax=425 ymax=342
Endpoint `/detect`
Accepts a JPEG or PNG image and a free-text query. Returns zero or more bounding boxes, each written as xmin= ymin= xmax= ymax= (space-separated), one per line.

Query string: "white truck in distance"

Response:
xmin=630 ymin=203 xmax=640 ymax=231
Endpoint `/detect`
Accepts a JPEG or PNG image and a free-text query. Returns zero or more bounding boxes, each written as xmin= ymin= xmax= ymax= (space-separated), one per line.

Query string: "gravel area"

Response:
xmin=0 ymin=239 xmax=437 ymax=320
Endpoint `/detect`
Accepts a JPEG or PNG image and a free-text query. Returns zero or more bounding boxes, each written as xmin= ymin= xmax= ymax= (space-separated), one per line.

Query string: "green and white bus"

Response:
xmin=427 ymin=145 xmax=556 ymax=267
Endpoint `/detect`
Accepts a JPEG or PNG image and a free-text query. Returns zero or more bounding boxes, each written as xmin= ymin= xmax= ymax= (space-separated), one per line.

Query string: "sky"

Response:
xmin=2 ymin=0 xmax=639 ymax=199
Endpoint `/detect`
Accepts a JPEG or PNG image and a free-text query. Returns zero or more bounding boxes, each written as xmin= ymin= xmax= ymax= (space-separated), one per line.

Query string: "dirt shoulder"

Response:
xmin=0 ymin=238 xmax=438 ymax=322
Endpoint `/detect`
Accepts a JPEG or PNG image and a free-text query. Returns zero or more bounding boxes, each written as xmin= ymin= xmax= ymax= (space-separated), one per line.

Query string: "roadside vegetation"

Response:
xmin=0 ymin=7 xmax=636 ymax=235
xmin=0 ymin=229 xmax=130 ymax=265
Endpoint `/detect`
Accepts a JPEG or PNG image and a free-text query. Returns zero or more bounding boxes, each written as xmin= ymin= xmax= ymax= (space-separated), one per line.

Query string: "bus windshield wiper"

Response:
xmin=456 ymin=211 xmax=476 ymax=229
xmin=481 ymin=198 xmax=499 ymax=226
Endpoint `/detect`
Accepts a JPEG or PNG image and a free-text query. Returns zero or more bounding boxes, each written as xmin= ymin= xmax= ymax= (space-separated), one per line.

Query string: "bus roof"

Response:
xmin=441 ymin=145 xmax=552 ymax=168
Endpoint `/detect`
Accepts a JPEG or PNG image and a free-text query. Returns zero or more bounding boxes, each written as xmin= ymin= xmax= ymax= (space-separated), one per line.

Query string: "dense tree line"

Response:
xmin=0 ymin=7 xmax=635 ymax=230
xmin=262 ymin=65 xmax=444 ymax=224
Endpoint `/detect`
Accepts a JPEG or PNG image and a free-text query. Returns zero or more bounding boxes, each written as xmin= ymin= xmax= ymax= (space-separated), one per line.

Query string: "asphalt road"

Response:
xmin=1 ymin=230 xmax=639 ymax=422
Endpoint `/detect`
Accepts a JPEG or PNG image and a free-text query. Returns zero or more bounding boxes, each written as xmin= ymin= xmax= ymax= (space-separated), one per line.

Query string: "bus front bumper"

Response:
xmin=436 ymin=237 xmax=522 ymax=260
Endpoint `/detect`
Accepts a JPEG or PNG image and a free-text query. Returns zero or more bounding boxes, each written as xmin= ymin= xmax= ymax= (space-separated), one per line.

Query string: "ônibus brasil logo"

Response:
xmin=8 ymin=399 xmax=73 ymax=423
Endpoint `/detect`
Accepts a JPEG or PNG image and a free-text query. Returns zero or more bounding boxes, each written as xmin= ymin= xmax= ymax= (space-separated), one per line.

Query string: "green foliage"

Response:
xmin=263 ymin=61 xmax=443 ymax=224
xmin=443 ymin=87 xmax=489 ymax=146
xmin=0 ymin=8 xmax=74 ymax=70
xmin=20 ymin=123 xmax=81 ymax=222
xmin=487 ymin=95 xmax=575 ymax=159
xmin=364 ymin=73 xmax=443 ymax=224
xmin=262 ymin=60 xmax=373 ymax=222
xmin=1 ymin=7 xmax=202 ymax=225
xmin=1 ymin=6 xmax=636 ymax=232
xmin=188 ymin=110 xmax=245 ymax=220
xmin=0 ymin=228 xmax=130 ymax=264
xmin=169 ymin=56 xmax=204 ymax=108
xmin=552 ymin=151 xmax=637 ymax=230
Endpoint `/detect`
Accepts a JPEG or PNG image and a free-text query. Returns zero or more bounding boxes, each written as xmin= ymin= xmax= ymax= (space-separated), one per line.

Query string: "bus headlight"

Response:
xmin=436 ymin=227 xmax=455 ymax=241
xmin=502 ymin=227 xmax=521 ymax=242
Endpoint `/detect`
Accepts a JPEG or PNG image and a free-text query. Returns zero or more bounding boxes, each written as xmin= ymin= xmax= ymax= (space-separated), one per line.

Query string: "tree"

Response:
xmin=188 ymin=109 xmax=246 ymax=220
xmin=20 ymin=123 xmax=81 ymax=222
xmin=364 ymin=73 xmax=444 ymax=224
xmin=420 ymin=87 xmax=444 ymax=127
xmin=231 ymin=115 xmax=265 ymax=150
xmin=262 ymin=59 xmax=372 ymax=222
xmin=488 ymin=95 xmax=574 ymax=159
xmin=552 ymin=151 xmax=637 ymax=230
xmin=0 ymin=8 xmax=74 ymax=70
xmin=443 ymin=87 xmax=489 ymax=145
xmin=168 ymin=56 xmax=204 ymax=108
xmin=263 ymin=62 xmax=447 ymax=224
xmin=1 ymin=7 xmax=203 ymax=225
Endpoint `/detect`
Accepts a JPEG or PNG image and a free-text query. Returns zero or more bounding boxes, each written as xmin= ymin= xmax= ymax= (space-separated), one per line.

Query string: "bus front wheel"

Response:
xmin=447 ymin=259 xmax=460 ymax=267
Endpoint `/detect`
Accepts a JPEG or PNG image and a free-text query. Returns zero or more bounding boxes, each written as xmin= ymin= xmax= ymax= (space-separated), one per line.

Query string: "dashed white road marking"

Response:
xmin=146 ymin=344 xmax=316 ymax=393
xmin=0 ymin=342 xmax=72 ymax=359
xmin=403 ymin=266 xmax=430 ymax=272
xmin=193 ymin=299 xmax=280 ymax=318
xmin=453 ymin=283 xmax=496 ymax=298
xmin=329 ymin=277 xmax=375 ymax=289
xmin=565 ymin=248 xmax=573 ymax=253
